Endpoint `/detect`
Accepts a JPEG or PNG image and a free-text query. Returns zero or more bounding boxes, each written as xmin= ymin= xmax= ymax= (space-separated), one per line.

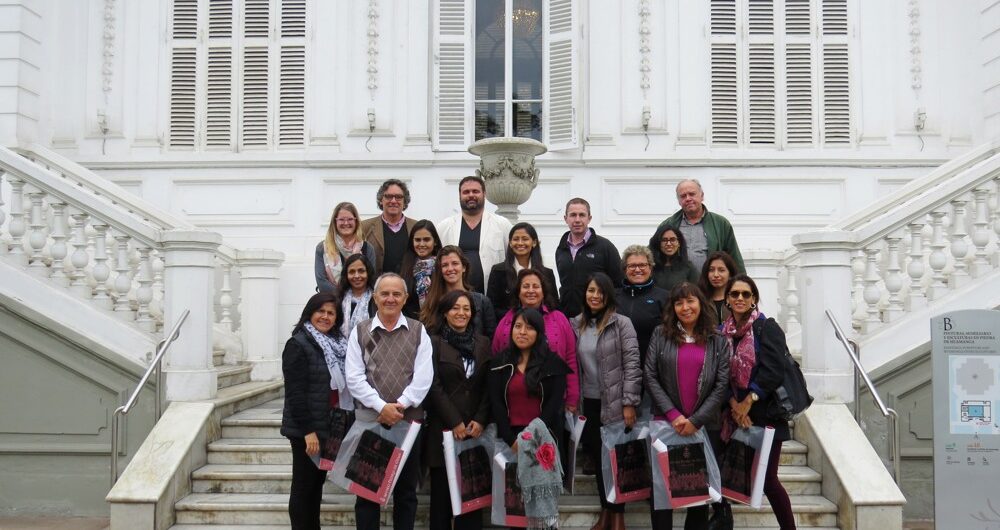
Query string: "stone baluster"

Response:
xmin=26 ymin=189 xmax=48 ymax=273
xmin=69 ymin=212 xmax=91 ymax=298
xmin=949 ymin=196 xmax=971 ymax=288
xmin=994 ymin=177 xmax=1000 ymax=267
xmin=91 ymin=223 xmax=112 ymax=309
xmin=851 ymin=250 xmax=866 ymax=329
xmin=48 ymin=201 xmax=69 ymax=285
xmin=862 ymin=246 xmax=882 ymax=333
xmin=972 ymin=185 xmax=992 ymax=277
xmin=882 ymin=232 xmax=905 ymax=322
xmin=906 ymin=220 xmax=927 ymax=311
xmin=135 ymin=246 xmax=156 ymax=332
xmin=0 ymin=171 xmax=6 ymax=256
xmin=218 ymin=261 xmax=234 ymax=329
xmin=149 ymin=251 xmax=165 ymax=326
xmin=927 ymin=208 xmax=949 ymax=300
xmin=783 ymin=262 xmax=802 ymax=351
xmin=112 ymin=233 xmax=134 ymax=317
xmin=7 ymin=177 xmax=27 ymax=265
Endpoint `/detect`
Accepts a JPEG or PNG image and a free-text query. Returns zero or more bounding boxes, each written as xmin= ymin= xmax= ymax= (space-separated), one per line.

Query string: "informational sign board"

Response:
xmin=933 ymin=310 xmax=1000 ymax=529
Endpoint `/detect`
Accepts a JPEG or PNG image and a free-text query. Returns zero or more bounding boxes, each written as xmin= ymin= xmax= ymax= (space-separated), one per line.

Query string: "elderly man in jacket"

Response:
xmin=658 ymin=179 xmax=745 ymax=272
xmin=436 ymin=176 xmax=512 ymax=293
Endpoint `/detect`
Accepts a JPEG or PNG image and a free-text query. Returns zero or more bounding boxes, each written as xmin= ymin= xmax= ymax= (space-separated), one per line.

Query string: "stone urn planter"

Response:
xmin=468 ymin=137 xmax=547 ymax=222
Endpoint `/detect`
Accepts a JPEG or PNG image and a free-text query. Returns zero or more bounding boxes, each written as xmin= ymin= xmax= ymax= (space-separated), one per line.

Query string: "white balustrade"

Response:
xmin=0 ymin=171 xmax=7 ymax=256
xmin=948 ymin=197 xmax=971 ymax=288
xmin=91 ymin=223 xmax=112 ymax=309
xmin=26 ymin=189 xmax=48 ymax=272
xmin=112 ymin=233 xmax=134 ymax=316
xmin=135 ymin=247 xmax=156 ymax=332
xmin=972 ymin=185 xmax=992 ymax=277
xmin=69 ymin=212 xmax=91 ymax=298
xmin=218 ymin=261 xmax=234 ymax=329
xmin=7 ymin=178 xmax=26 ymax=265
xmin=905 ymin=221 xmax=927 ymax=311
xmin=851 ymin=250 xmax=866 ymax=329
xmin=862 ymin=246 xmax=882 ymax=333
xmin=49 ymin=201 xmax=69 ymax=285
xmin=883 ymin=232 xmax=905 ymax=322
xmin=783 ymin=262 xmax=801 ymax=351
xmin=927 ymin=209 xmax=949 ymax=300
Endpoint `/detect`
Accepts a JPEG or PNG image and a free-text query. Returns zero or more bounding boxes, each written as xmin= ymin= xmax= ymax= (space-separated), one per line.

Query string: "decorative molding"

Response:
xmin=102 ymin=0 xmax=116 ymax=93
xmin=908 ymin=0 xmax=921 ymax=91
xmin=638 ymin=0 xmax=651 ymax=96
xmin=367 ymin=0 xmax=379 ymax=95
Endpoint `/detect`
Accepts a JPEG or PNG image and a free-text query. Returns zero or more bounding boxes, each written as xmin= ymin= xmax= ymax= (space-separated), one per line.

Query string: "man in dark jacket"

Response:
xmin=555 ymin=198 xmax=623 ymax=317
xmin=658 ymin=179 xmax=745 ymax=272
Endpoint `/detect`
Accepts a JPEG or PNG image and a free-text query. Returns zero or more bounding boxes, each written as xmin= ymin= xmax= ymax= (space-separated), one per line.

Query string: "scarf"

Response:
xmin=516 ymin=417 xmax=563 ymax=529
xmin=304 ymin=322 xmax=348 ymax=392
xmin=340 ymin=288 xmax=372 ymax=337
xmin=720 ymin=308 xmax=760 ymax=441
xmin=323 ymin=235 xmax=364 ymax=287
xmin=413 ymin=257 xmax=435 ymax=307
xmin=442 ymin=324 xmax=476 ymax=361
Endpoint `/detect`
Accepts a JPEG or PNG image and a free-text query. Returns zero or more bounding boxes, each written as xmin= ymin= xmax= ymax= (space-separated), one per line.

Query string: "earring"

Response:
xmin=725 ymin=302 xmax=733 ymax=311
xmin=750 ymin=303 xmax=757 ymax=309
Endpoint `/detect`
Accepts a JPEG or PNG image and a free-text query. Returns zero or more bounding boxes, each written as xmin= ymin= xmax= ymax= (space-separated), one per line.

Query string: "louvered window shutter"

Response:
xmin=746 ymin=0 xmax=775 ymax=146
xmin=820 ymin=0 xmax=850 ymax=144
xmin=278 ymin=0 xmax=306 ymax=147
xmin=241 ymin=0 xmax=271 ymax=149
xmin=544 ymin=0 xmax=577 ymax=151
xmin=169 ymin=0 xmax=198 ymax=148
xmin=784 ymin=0 xmax=814 ymax=145
xmin=710 ymin=0 xmax=738 ymax=145
xmin=433 ymin=0 xmax=470 ymax=151
xmin=205 ymin=1 xmax=235 ymax=149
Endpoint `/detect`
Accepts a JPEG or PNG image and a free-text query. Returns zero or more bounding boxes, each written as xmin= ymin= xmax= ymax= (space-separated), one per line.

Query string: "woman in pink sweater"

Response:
xmin=493 ymin=268 xmax=579 ymax=412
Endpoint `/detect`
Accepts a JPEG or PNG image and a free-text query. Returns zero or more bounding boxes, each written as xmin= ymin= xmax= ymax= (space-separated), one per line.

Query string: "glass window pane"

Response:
xmin=513 ymin=102 xmax=542 ymax=141
xmin=475 ymin=103 xmax=506 ymax=140
xmin=475 ymin=0 xmax=505 ymax=101
xmin=511 ymin=0 xmax=542 ymax=100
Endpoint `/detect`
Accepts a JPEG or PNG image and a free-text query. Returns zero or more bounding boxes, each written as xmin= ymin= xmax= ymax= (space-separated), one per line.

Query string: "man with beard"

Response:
xmin=437 ymin=176 xmax=512 ymax=293
xmin=361 ymin=179 xmax=418 ymax=274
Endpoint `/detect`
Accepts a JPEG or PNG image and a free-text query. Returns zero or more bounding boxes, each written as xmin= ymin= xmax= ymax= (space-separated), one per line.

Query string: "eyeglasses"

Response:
xmin=382 ymin=193 xmax=405 ymax=202
xmin=728 ymin=290 xmax=754 ymax=300
xmin=660 ymin=237 xmax=679 ymax=244
xmin=335 ymin=217 xmax=356 ymax=224
xmin=626 ymin=263 xmax=650 ymax=271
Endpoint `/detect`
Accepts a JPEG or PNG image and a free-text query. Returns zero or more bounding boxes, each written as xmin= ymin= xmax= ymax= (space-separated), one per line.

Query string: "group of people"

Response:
xmin=282 ymin=177 xmax=796 ymax=530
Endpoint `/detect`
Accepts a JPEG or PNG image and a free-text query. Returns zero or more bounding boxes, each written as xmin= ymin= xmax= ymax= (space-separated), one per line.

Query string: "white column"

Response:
xmin=161 ymin=230 xmax=222 ymax=401
xmin=792 ymin=231 xmax=856 ymax=404
xmin=237 ymin=249 xmax=285 ymax=381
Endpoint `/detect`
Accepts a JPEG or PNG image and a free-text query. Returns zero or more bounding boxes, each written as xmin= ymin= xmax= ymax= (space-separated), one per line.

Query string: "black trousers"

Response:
xmin=429 ymin=464 xmax=485 ymax=530
xmin=355 ymin=432 xmax=423 ymax=530
xmin=288 ymin=436 xmax=328 ymax=530
xmin=582 ymin=398 xmax=624 ymax=513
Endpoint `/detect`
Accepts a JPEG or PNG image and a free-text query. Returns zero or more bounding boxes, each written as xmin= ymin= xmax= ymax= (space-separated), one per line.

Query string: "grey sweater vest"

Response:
xmin=354 ymin=317 xmax=425 ymax=422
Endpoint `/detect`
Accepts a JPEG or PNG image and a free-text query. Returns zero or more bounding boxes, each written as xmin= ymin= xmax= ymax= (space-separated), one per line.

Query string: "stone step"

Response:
xmin=213 ymin=349 xmax=225 ymax=367
xmin=206 ymin=437 xmax=806 ymax=467
xmin=190 ymin=464 xmax=821 ymax=496
xmin=174 ymin=493 xmax=837 ymax=527
xmin=216 ymin=363 xmax=253 ymax=390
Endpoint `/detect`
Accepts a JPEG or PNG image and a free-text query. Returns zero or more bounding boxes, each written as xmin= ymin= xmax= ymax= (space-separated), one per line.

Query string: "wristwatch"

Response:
xmin=749 ymin=392 xmax=760 ymax=403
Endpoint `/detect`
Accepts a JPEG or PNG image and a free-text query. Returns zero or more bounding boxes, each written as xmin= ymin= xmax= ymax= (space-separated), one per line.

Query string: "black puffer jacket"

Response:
xmin=616 ymin=280 xmax=670 ymax=361
xmin=555 ymin=229 xmax=622 ymax=318
xmin=280 ymin=329 xmax=335 ymax=439
xmin=488 ymin=352 xmax=570 ymax=446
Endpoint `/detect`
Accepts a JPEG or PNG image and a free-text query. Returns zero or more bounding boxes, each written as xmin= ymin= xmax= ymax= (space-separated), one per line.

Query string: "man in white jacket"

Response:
xmin=436 ymin=176 xmax=512 ymax=293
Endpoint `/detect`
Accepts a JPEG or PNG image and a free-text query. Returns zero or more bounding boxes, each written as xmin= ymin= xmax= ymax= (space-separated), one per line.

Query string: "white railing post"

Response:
xmin=91 ymin=223 xmax=113 ymax=309
xmin=883 ymin=232 xmax=905 ymax=322
xmin=237 ymin=249 xmax=285 ymax=381
xmin=948 ymin=197 xmax=971 ymax=288
xmin=7 ymin=177 xmax=26 ymax=265
xmin=972 ymin=185 xmax=992 ymax=277
xmin=135 ymin=247 xmax=156 ymax=332
xmin=112 ymin=233 xmax=134 ymax=317
xmin=161 ymin=229 xmax=222 ymax=401
xmin=927 ymin=208 xmax=949 ymax=300
xmin=69 ymin=211 xmax=91 ymax=298
xmin=792 ymin=230 xmax=856 ymax=403
xmin=49 ymin=201 xmax=69 ymax=285
xmin=0 ymin=170 xmax=6 ymax=256
xmin=906 ymin=221 xmax=927 ymax=311
xmin=26 ymin=189 xmax=47 ymax=273
xmin=862 ymin=246 xmax=882 ymax=333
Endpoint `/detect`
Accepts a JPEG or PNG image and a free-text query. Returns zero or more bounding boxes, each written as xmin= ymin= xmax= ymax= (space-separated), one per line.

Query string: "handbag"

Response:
xmin=753 ymin=318 xmax=813 ymax=421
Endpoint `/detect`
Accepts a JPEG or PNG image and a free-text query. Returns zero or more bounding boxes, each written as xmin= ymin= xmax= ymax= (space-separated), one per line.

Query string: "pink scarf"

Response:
xmin=721 ymin=308 xmax=760 ymax=391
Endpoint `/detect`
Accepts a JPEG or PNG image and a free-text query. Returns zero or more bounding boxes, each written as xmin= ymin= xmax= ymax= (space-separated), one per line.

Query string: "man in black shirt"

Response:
xmin=437 ymin=176 xmax=512 ymax=293
xmin=555 ymin=197 xmax=623 ymax=317
xmin=361 ymin=179 xmax=417 ymax=274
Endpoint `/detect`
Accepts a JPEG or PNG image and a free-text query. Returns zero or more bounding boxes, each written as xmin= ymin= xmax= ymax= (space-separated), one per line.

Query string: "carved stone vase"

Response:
xmin=468 ymin=137 xmax=547 ymax=222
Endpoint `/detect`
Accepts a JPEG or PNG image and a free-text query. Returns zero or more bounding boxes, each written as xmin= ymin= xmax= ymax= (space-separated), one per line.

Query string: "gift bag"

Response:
xmin=600 ymin=421 xmax=652 ymax=504
xmin=330 ymin=420 xmax=421 ymax=505
xmin=562 ymin=413 xmax=586 ymax=493
xmin=310 ymin=407 xmax=356 ymax=471
xmin=720 ymin=426 xmax=775 ymax=509
xmin=648 ymin=421 xmax=722 ymax=510
xmin=443 ymin=424 xmax=497 ymax=516
xmin=491 ymin=442 xmax=528 ymax=528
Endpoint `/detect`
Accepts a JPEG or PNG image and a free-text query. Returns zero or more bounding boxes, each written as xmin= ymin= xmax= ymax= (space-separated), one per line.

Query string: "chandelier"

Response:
xmin=497 ymin=1 xmax=540 ymax=36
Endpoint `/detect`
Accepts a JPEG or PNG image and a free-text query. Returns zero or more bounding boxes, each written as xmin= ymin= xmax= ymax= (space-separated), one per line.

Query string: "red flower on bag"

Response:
xmin=536 ymin=442 xmax=557 ymax=471
xmin=521 ymin=431 xmax=533 ymax=441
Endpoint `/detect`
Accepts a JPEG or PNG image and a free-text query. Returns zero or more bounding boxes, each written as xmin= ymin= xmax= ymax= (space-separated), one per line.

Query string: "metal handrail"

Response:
xmin=110 ymin=310 xmax=190 ymax=487
xmin=825 ymin=310 xmax=901 ymax=483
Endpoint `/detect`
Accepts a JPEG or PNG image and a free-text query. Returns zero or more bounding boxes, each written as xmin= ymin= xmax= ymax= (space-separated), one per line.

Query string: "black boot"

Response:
xmin=707 ymin=501 xmax=733 ymax=530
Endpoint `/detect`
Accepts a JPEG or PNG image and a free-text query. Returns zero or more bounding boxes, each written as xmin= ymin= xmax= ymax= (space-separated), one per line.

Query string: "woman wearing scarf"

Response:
xmin=337 ymin=254 xmax=376 ymax=337
xmin=424 ymin=290 xmax=492 ymax=530
xmin=421 ymin=245 xmax=497 ymax=338
xmin=400 ymin=219 xmax=443 ymax=319
xmin=644 ymin=283 xmax=730 ymax=530
xmin=280 ymin=292 xmax=352 ymax=530
xmin=314 ymin=202 xmax=377 ymax=292
xmin=717 ymin=274 xmax=795 ymax=530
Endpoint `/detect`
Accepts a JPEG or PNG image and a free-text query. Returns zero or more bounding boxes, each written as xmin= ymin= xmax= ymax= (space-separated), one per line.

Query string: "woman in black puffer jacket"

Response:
xmin=281 ymin=292 xmax=348 ymax=530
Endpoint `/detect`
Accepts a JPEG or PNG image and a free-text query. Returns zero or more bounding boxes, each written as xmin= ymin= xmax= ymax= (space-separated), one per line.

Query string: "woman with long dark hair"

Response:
xmin=644 ymin=283 xmax=730 ymax=530
xmin=421 ymin=245 xmax=497 ymax=338
xmin=698 ymin=251 xmax=739 ymax=326
xmin=399 ymin=219 xmax=443 ymax=319
xmin=425 ymin=290 xmax=493 ymax=530
xmin=280 ymin=292 xmax=349 ymax=530
xmin=573 ymin=272 xmax=642 ymax=530
xmin=649 ymin=223 xmax=699 ymax=293
xmin=315 ymin=202 xmax=377 ymax=292
xmin=337 ymin=253 xmax=376 ymax=338
xmin=716 ymin=274 xmax=796 ymax=530
xmin=486 ymin=222 xmax=558 ymax=317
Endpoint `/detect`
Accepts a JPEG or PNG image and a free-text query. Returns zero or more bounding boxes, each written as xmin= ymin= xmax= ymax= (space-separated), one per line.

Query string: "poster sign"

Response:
xmin=933 ymin=310 xmax=1000 ymax=529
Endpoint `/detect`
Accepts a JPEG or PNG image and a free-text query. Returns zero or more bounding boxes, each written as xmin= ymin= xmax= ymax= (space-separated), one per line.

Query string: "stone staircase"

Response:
xmin=168 ymin=398 xmax=840 ymax=530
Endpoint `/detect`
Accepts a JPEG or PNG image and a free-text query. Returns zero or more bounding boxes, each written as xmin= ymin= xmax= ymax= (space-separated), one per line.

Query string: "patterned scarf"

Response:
xmin=340 ymin=288 xmax=372 ymax=338
xmin=322 ymin=235 xmax=364 ymax=287
xmin=517 ymin=417 xmax=563 ymax=529
xmin=442 ymin=324 xmax=476 ymax=362
xmin=304 ymin=321 xmax=348 ymax=392
xmin=720 ymin=309 xmax=760 ymax=441
xmin=413 ymin=257 xmax=436 ymax=307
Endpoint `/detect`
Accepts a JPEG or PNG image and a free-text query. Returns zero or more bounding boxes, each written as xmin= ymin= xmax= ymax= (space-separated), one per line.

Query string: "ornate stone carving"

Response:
xmin=908 ymin=0 xmax=921 ymax=91
xmin=639 ymin=0 xmax=651 ymax=94
xmin=468 ymin=137 xmax=547 ymax=222
xmin=367 ymin=0 xmax=379 ymax=94
xmin=103 ymin=0 xmax=116 ymax=93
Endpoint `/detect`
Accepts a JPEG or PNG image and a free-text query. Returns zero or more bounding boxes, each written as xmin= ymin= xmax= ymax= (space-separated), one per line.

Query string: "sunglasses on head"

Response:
xmin=728 ymin=290 xmax=754 ymax=300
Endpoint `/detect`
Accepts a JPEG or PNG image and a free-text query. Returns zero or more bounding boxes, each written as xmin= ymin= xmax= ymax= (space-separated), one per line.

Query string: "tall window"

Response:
xmin=169 ymin=0 xmax=306 ymax=151
xmin=474 ymin=0 xmax=543 ymax=141
xmin=710 ymin=0 xmax=850 ymax=147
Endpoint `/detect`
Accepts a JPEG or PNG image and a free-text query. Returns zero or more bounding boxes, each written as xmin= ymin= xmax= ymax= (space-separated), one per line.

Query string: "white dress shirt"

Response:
xmin=345 ymin=313 xmax=434 ymax=413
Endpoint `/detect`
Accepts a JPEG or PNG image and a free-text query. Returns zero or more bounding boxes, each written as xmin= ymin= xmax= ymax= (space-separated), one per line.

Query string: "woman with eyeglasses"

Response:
xmin=616 ymin=245 xmax=670 ymax=364
xmin=644 ymin=282 xmax=730 ymax=530
xmin=716 ymin=273 xmax=795 ymax=530
xmin=315 ymin=202 xmax=377 ymax=292
xmin=648 ymin=223 xmax=699 ymax=294
xmin=698 ymin=251 xmax=740 ymax=326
